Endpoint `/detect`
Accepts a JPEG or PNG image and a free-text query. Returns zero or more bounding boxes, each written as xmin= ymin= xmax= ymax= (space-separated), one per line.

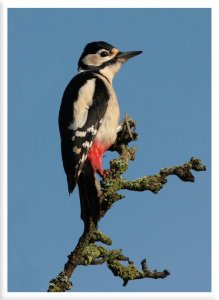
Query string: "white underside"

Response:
xmin=95 ymin=73 xmax=120 ymax=147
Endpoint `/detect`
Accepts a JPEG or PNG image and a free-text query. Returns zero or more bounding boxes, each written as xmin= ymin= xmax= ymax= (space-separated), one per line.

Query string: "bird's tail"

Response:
xmin=78 ymin=161 xmax=102 ymax=228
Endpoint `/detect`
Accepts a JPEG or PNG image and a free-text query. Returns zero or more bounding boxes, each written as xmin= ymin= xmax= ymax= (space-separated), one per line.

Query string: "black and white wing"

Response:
xmin=59 ymin=72 xmax=109 ymax=193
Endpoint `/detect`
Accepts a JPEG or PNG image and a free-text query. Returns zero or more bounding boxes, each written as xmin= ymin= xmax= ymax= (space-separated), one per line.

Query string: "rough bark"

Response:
xmin=48 ymin=115 xmax=206 ymax=292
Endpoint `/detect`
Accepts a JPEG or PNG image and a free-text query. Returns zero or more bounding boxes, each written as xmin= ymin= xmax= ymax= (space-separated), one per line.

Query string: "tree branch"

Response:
xmin=48 ymin=115 xmax=206 ymax=292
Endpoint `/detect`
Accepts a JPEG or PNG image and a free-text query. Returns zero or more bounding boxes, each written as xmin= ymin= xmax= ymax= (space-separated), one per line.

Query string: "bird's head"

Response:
xmin=78 ymin=41 xmax=142 ymax=81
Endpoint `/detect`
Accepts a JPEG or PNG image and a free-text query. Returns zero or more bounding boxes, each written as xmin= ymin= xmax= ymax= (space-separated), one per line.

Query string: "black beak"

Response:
xmin=116 ymin=50 xmax=142 ymax=61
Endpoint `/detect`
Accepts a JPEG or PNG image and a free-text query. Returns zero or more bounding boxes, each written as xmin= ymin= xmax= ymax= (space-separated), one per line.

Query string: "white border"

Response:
xmin=0 ymin=0 xmax=8 ymax=298
xmin=0 ymin=0 xmax=215 ymax=8
xmin=211 ymin=1 xmax=219 ymax=300
xmin=1 ymin=0 xmax=218 ymax=299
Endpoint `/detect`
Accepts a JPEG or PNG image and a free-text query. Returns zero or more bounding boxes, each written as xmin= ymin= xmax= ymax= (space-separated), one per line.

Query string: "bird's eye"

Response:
xmin=99 ymin=51 xmax=109 ymax=57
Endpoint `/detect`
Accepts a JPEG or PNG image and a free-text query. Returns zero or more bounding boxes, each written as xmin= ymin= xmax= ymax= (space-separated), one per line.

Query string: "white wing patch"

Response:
xmin=72 ymin=78 xmax=96 ymax=130
xmin=72 ymin=146 xmax=81 ymax=154
xmin=79 ymin=153 xmax=87 ymax=164
xmin=75 ymin=130 xmax=86 ymax=137
xmin=87 ymin=125 xmax=97 ymax=135
xmin=82 ymin=141 xmax=92 ymax=149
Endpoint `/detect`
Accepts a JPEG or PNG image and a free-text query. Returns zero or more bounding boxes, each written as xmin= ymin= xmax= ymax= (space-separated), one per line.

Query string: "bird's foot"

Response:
xmin=116 ymin=113 xmax=138 ymax=144
xmin=123 ymin=112 xmax=135 ymax=140
xmin=102 ymin=169 xmax=112 ymax=180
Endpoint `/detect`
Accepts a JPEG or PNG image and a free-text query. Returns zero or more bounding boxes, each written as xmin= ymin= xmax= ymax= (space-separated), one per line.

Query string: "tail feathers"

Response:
xmin=67 ymin=174 xmax=76 ymax=194
xmin=78 ymin=161 xmax=102 ymax=227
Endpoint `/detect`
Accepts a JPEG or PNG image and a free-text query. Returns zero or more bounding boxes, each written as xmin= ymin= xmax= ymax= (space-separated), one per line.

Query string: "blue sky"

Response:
xmin=8 ymin=8 xmax=211 ymax=292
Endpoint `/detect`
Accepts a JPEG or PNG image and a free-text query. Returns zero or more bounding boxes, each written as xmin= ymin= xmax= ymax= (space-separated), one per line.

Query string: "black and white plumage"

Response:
xmin=59 ymin=41 xmax=142 ymax=227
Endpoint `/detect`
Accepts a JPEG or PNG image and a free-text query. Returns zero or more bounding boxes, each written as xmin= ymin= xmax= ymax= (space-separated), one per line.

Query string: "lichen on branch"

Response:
xmin=47 ymin=114 xmax=206 ymax=292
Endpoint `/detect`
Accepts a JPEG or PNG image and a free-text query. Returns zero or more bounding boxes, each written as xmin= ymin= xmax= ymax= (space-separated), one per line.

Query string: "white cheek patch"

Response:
xmin=82 ymin=52 xmax=116 ymax=67
xmin=82 ymin=54 xmax=101 ymax=67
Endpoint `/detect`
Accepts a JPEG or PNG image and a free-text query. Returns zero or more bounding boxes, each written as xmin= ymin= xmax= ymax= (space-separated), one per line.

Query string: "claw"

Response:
xmin=102 ymin=169 xmax=112 ymax=180
xmin=117 ymin=124 xmax=123 ymax=133
xmin=124 ymin=113 xmax=135 ymax=140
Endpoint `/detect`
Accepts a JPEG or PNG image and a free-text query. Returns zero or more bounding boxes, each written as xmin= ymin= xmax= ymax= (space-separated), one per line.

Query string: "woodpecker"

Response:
xmin=59 ymin=41 xmax=142 ymax=227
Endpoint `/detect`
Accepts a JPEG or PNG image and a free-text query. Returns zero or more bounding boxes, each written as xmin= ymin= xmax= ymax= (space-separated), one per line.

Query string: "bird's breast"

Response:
xmin=95 ymin=75 xmax=120 ymax=148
